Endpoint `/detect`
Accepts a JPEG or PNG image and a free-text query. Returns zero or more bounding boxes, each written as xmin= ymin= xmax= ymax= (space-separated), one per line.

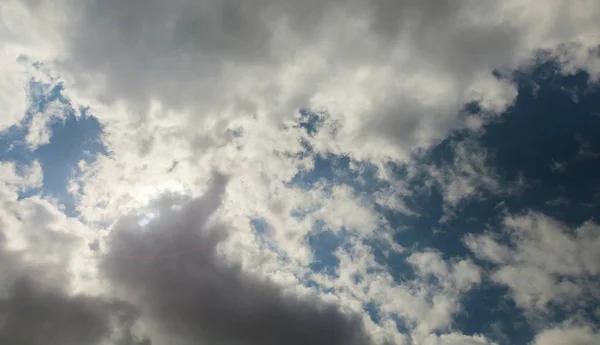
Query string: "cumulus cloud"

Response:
xmin=0 ymin=275 xmax=146 ymax=345
xmin=465 ymin=211 xmax=600 ymax=311
xmin=25 ymin=98 xmax=69 ymax=149
xmin=0 ymin=1 xmax=62 ymax=131
xmin=0 ymin=172 xmax=373 ymax=345
xmin=100 ymin=173 xmax=373 ymax=345
xmin=423 ymin=136 xmax=530 ymax=222
xmin=407 ymin=250 xmax=481 ymax=291
xmin=308 ymin=240 xmax=483 ymax=341
xmin=2 ymin=0 xmax=600 ymax=344
xmin=426 ymin=138 xmax=503 ymax=209
xmin=0 ymin=160 xmax=42 ymax=196
xmin=0 ymin=170 xmax=146 ymax=345
xmin=532 ymin=325 xmax=600 ymax=345
xmin=6 ymin=0 xmax=598 ymax=162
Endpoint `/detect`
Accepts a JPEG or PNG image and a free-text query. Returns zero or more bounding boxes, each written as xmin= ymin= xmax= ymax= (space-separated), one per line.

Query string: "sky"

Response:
xmin=0 ymin=1 xmax=599 ymax=345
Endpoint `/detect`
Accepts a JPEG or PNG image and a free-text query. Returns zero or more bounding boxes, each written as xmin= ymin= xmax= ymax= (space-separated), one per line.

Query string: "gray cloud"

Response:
xmin=0 ymin=226 xmax=147 ymax=345
xmin=60 ymin=0 xmax=515 ymax=107
xmin=101 ymin=173 xmax=372 ymax=345
xmin=0 ymin=277 xmax=146 ymax=345
xmin=0 ymin=173 xmax=371 ymax=345
xmin=22 ymin=0 xmax=598 ymax=160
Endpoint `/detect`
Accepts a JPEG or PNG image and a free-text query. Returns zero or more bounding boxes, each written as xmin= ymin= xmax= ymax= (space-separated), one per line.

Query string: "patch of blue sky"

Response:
xmin=365 ymin=301 xmax=413 ymax=336
xmin=248 ymin=216 xmax=303 ymax=271
xmin=289 ymin=109 xmax=384 ymax=194
xmin=390 ymin=314 xmax=412 ymax=336
xmin=423 ymin=57 xmax=600 ymax=344
xmin=289 ymin=56 xmax=600 ymax=343
xmin=363 ymin=301 xmax=382 ymax=325
xmin=261 ymin=209 xmax=345 ymax=280
xmin=288 ymin=153 xmax=384 ymax=197
xmin=35 ymin=107 xmax=106 ymax=214
xmin=390 ymin=191 xmax=505 ymax=259
xmin=365 ymin=236 xmax=416 ymax=283
xmin=248 ymin=215 xmax=342 ymax=295
xmin=383 ymin=56 xmax=600 ymax=255
xmin=287 ymin=153 xmax=352 ymax=190
xmin=0 ymin=80 xmax=66 ymax=166
xmin=287 ymin=110 xmax=441 ymax=297
xmin=0 ymin=77 xmax=107 ymax=216
xmin=286 ymin=148 xmax=401 ymax=281
xmin=0 ymin=122 xmax=35 ymax=169
xmin=454 ymin=284 xmax=534 ymax=345
xmin=307 ymin=221 xmax=344 ymax=277
xmin=479 ymin=62 xmax=600 ymax=226
xmin=249 ymin=217 xmax=269 ymax=235
xmin=296 ymin=108 xmax=326 ymax=137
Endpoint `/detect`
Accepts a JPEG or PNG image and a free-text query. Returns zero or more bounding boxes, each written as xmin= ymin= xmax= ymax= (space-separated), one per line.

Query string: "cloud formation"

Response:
xmin=101 ymin=173 xmax=373 ymax=345
xmin=466 ymin=211 xmax=600 ymax=312
xmin=1 ymin=1 xmax=600 ymax=345
xmin=0 ymin=175 xmax=146 ymax=345
xmin=0 ymin=275 xmax=145 ymax=345
xmin=0 ymin=173 xmax=373 ymax=345
xmin=8 ymin=0 xmax=599 ymax=162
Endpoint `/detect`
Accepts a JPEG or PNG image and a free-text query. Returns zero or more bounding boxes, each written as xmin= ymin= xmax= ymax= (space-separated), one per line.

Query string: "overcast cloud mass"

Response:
xmin=1 ymin=0 xmax=599 ymax=344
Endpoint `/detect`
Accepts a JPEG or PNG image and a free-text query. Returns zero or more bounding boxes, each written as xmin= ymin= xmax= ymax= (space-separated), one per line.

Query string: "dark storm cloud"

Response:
xmin=0 ymin=226 xmax=147 ymax=345
xmin=101 ymin=173 xmax=372 ymax=345
xmin=0 ymin=277 xmax=147 ymax=345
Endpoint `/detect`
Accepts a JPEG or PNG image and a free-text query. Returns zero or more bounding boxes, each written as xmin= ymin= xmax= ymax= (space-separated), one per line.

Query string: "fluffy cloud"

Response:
xmin=425 ymin=138 xmax=506 ymax=211
xmin=25 ymin=98 xmax=69 ymax=149
xmin=0 ymin=1 xmax=62 ymax=131
xmin=0 ymin=160 xmax=42 ymax=196
xmin=465 ymin=211 xmax=600 ymax=311
xmin=5 ymin=0 xmax=599 ymax=162
xmin=0 ymin=164 xmax=147 ymax=345
xmin=532 ymin=325 xmax=600 ymax=345
xmin=309 ymin=241 xmax=483 ymax=341
xmin=0 ymin=173 xmax=374 ymax=345
xmin=100 ymin=173 xmax=373 ymax=345
xmin=0 ymin=275 xmax=146 ymax=345
xmin=2 ymin=0 xmax=600 ymax=344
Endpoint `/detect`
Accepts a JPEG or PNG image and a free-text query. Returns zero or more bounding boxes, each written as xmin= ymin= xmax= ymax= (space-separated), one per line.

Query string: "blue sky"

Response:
xmin=1 ymin=2 xmax=600 ymax=345
xmin=262 ymin=57 xmax=600 ymax=344
xmin=3 ymin=54 xmax=600 ymax=345
xmin=0 ymin=80 xmax=106 ymax=213
xmin=4 ymin=54 xmax=598 ymax=345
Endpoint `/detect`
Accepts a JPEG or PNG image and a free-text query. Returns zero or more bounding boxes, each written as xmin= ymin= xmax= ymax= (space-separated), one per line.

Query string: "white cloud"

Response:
xmin=407 ymin=250 xmax=481 ymax=291
xmin=25 ymin=99 xmax=69 ymax=149
xmin=466 ymin=211 xmax=600 ymax=311
xmin=309 ymin=241 xmax=483 ymax=339
xmin=0 ymin=160 xmax=101 ymax=297
xmin=424 ymin=137 xmax=529 ymax=222
xmin=427 ymin=138 xmax=502 ymax=208
xmin=0 ymin=1 xmax=64 ymax=130
xmin=1 ymin=0 xmax=599 ymax=344
xmin=0 ymin=160 xmax=43 ymax=198
xmin=3 ymin=0 xmax=597 ymax=163
xmin=532 ymin=325 xmax=600 ymax=345
xmin=0 ymin=52 xmax=29 ymax=131
xmin=416 ymin=332 xmax=498 ymax=345
xmin=463 ymin=234 xmax=512 ymax=265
